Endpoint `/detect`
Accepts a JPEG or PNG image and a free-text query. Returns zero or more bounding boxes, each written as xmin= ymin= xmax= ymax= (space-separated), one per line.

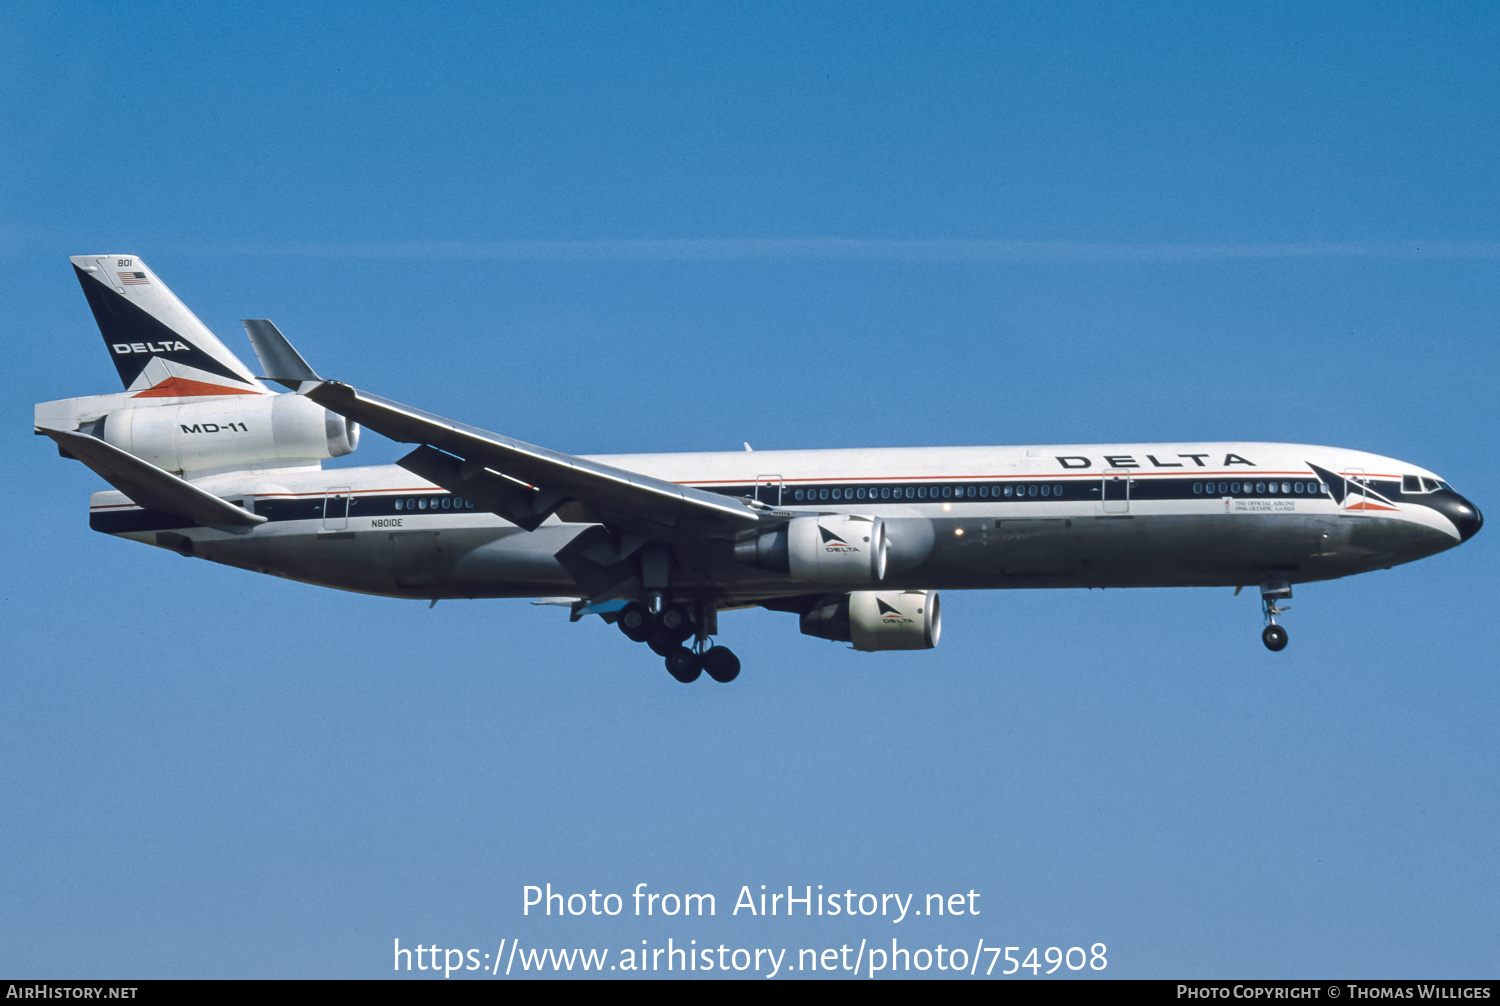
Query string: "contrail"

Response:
xmin=9 ymin=227 xmax=1498 ymax=263
xmin=206 ymin=237 xmax=1500 ymax=263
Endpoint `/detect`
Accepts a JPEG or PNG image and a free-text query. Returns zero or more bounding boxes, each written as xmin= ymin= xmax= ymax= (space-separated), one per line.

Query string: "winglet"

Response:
xmin=242 ymin=319 xmax=321 ymax=390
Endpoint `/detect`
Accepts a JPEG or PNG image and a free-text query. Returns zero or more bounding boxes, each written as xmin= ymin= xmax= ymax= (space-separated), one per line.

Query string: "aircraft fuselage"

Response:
xmin=87 ymin=440 xmax=1478 ymax=602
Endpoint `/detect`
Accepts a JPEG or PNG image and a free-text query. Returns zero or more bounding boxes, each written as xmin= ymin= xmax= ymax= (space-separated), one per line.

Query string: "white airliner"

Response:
xmin=36 ymin=255 xmax=1483 ymax=682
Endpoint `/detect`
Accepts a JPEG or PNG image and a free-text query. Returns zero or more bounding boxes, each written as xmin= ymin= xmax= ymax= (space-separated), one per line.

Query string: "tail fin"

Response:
xmin=71 ymin=255 xmax=268 ymax=398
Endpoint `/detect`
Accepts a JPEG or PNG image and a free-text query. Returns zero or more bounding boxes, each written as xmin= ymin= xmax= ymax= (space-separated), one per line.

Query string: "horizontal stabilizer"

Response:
xmin=242 ymin=319 xmax=322 ymax=390
xmin=38 ymin=427 xmax=266 ymax=532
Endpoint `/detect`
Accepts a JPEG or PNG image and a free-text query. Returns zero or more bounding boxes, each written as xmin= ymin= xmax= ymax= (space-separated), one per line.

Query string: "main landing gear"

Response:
xmin=616 ymin=600 xmax=741 ymax=683
xmin=1259 ymin=580 xmax=1292 ymax=652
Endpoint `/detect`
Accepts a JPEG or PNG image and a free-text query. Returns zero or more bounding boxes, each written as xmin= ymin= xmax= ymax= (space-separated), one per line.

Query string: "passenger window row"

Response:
xmin=393 ymin=496 xmax=476 ymax=511
xmin=1192 ymin=481 xmax=1328 ymax=496
xmin=791 ymin=484 xmax=1067 ymax=502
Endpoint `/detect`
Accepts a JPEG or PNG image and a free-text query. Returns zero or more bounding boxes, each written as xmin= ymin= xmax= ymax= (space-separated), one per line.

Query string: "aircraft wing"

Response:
xmin=299 ymin=380 xmax=763 ymax=534
xmin=36 ymin=426 xmax=266 ymax=532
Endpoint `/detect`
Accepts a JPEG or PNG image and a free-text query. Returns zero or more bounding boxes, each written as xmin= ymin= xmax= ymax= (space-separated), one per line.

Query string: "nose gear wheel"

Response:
xmin=1261 ymin=624 xmax=1288 ymax=651
xmin=1259 ymin=582 xmax=1292 ymax=652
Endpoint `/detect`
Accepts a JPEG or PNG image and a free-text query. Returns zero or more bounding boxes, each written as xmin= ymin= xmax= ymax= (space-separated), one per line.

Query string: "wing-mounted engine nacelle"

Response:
xmin=98 ymin=394 xmax=359 ymax=475
xmin=735 ymin=514 xmax=887 ymax=583
xmin=800 ymin=590 xmax=941 ymax=651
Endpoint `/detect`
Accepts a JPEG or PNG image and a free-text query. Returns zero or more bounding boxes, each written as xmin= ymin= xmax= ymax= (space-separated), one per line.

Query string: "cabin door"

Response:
xmin=322 ymin=487 xmax=351 ymax=531
xmin=1102 ymin=468 xmax=1131 ymax=514
xmin=1341 ymin=468 xmax=1371 ymax=514
xmin=754 ymin=475 xmax=784 ymax=507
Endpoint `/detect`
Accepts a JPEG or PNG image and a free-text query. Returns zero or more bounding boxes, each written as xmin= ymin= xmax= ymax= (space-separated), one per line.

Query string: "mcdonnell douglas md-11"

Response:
xmin=35 ymin=255 xmax=1483 ymax=682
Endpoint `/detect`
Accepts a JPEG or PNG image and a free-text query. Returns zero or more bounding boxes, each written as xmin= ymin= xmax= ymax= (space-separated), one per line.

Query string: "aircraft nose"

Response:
xmin=1432 ymin=491 xmax=1483 ymax=542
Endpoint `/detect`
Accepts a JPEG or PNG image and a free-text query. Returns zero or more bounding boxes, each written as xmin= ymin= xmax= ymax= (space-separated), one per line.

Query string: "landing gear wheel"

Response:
xmin=1262 ymin=624 xmax=1289 ymax=651
xmin=647 ymin=628 xmax=681 ymax=657
xmin=702 ymin=646 xmax=740 ymax=683
xmin=658 ymin=604 xmax=694 ymax=643
xmin=665 ymin=647 xmax=702 ymax=682
xmin=617 ymin=602 xmax=651 ymax=643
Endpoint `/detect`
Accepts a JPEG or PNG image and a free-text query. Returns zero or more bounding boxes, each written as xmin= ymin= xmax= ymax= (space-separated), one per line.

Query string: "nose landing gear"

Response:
xmin=1260 ymin=580 xmax=1292 ymax=651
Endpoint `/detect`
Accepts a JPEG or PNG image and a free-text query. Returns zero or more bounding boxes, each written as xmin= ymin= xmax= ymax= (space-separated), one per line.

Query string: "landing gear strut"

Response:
xmin=616 ymin=599 xmax=741 ymax=682
xmin=1260 ymin=580 xmax=1291 ymax=652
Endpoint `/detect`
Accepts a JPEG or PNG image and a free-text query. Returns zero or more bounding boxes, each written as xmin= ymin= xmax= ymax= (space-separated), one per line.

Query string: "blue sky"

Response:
xmin=3 ymin=2 xmax=1496 ymax=979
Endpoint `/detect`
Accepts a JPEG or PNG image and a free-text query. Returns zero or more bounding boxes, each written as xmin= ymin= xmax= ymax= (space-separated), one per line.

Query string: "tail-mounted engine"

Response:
xmin=735 ymin=514 xmax=887 ymax=583
xmin=96 ymin=393 xmax=359 ymax=475
xmin=799 ymin=590 xmax=941 ymax=651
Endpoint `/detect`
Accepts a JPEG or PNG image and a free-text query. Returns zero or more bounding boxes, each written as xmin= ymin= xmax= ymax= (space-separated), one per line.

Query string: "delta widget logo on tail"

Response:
xmin=72 ymin=255 xmax=268 ymax=398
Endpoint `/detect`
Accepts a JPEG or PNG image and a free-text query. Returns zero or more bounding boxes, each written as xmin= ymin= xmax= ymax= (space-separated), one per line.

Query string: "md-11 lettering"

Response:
xmin=1055 ymin=453 xmax=1255 ymax=469
xmin=112 ymin=341 xmax=191 ymax=354
xmin=180 ymin=422 xmax=249 ymax=434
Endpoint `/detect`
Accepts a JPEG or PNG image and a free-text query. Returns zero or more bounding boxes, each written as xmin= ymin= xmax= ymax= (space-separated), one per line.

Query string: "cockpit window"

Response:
xmin=1403 ymin=475 xmax=1423 ymax=494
